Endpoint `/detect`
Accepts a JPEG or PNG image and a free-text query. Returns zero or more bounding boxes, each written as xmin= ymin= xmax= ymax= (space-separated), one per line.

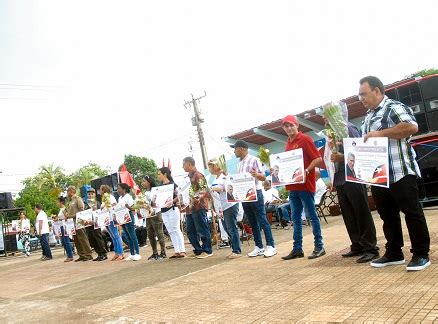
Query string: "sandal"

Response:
xmin=111 ymin=255 xmax=119 ymax=261
xmin=169 ymin=253 xmax=180 ymax=259
xmin=116 ymin=255 xmax=125 ymax=261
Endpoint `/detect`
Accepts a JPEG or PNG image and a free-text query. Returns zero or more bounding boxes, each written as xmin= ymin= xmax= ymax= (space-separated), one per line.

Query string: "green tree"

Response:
xmin=69 ymin=162 xmax=110 ymax=187
xmin=406 ymin=68 xmax=438 ymax=78
xmin=123 ymin=154 xmax=158 ymax=186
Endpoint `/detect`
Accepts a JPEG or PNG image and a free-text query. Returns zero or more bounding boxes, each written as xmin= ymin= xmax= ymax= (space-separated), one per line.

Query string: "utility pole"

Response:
xmin=184 ymin=91 xmax=208 ymax=170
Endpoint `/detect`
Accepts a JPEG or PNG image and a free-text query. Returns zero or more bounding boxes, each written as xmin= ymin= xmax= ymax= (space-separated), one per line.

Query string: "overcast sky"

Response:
xmin=1 ymin=0 xmax=437 ymax=193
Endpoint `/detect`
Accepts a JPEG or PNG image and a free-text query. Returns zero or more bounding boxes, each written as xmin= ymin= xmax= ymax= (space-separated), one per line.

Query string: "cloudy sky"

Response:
xmin=1 ymin=0 xmax=437 ymax=193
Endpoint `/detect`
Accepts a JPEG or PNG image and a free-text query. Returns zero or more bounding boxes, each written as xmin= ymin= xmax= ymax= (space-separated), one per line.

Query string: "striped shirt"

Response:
xmin=237 ymin=154 xmax=264 ymax=190
xmin=361 ymin=95 xmax=421 ymax=184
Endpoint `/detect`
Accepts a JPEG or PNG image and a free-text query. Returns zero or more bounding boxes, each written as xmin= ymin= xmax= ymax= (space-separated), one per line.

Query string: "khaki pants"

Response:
xmin=74 ymin=228 xmax=92 ymax=257
xmin=147 ymin=213 xmax=166 ymax=255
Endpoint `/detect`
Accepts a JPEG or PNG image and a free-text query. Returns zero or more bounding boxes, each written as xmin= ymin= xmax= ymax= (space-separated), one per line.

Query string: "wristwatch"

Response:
xmin=305 ymin=169 xmax=310 ymax=175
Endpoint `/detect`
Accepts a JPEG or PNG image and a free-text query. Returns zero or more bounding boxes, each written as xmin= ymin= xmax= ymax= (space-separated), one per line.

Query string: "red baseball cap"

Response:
xmin=282 ymin=115 xmax=298 ymax=126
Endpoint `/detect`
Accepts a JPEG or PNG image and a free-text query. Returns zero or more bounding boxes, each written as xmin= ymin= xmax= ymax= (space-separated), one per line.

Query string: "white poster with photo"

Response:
xmin=10 ymin=220 xmax=19 ymax=233
xmin=150 ymin=184 xmax=175 ymax=209
xmin=343 ymin=137 xmax=389 ymax=188
xmin=93 ymin=209 xmax=111 ymax=229
xmin=225 ymin=173 xmax=257 ymax=203
xmin=52 ymin=222 xmax=62 ymax=237
xmin=21 ymin=219 xmax=31 ymax=233
xmin=174 ymin=175 xmax=191 ymax=210
xmin=139 ymin=208 xmax=151 ymax=219
xmin=269 ymin=148 xmax=305 ymax=187
xmin=111 ymin=206 xmax=132 ymax=226
xmin=63 ymin=219 xmax=76 ymax=236
xmin=75 ymin=209 xmax=94 ymax=229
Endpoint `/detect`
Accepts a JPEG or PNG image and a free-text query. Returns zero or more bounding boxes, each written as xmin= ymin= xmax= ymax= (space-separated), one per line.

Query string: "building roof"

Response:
xmin=225 ymin=75 xmax=437 ymax=145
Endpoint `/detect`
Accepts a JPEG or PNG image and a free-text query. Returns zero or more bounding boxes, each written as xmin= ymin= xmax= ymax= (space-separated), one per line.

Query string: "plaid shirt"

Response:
xmin=237 ymin=154 xmax=263 ymax=190
xmin=361 ymin=95 xmax=421 ymax=184
xmin=187 ymin=169 xmax=209 ymax=213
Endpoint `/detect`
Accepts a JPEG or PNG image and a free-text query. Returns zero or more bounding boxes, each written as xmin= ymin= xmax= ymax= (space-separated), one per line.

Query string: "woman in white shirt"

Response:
xmin=157 ymin=167 xmax=186 ymax=258
xmin=117 ymin=183 xmax=141 ymax=261
xmin=101 ymin=185 xmax=124 ymax=261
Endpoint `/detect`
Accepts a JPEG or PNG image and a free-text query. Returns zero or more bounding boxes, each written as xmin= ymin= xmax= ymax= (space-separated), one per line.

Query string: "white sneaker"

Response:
xmin=125 ymin=254 xmax=135 ymax=261
xmin=247 ymin=246 xmax=265 ymax=257
xmin=132 ymin=254 xmax=142 ymax=261
xmin=263 ymin=246 xmax=277 ymax=258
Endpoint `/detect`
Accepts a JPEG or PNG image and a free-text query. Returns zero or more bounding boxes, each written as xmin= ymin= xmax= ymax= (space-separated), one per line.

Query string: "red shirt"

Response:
xmin=285 ymin=132 xmax=321 ymax=193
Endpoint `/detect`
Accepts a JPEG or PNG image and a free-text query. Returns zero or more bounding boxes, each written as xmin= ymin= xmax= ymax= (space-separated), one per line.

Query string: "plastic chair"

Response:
xmin=315 ymin=191 xmax=329 ymax=224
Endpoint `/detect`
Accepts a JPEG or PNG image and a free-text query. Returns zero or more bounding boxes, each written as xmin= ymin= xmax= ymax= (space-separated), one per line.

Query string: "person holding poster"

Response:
xmin=34 ymin=204 xmax=52 ymax=261
xmin=100 ymin=185 xmax=124 ymax=261
xmin=141 ymin=175 xmax=167 ymax=260
xmin=231 ymin=140 xmax=276 ymax=258
xmin=55 ymin=197 xmax=74 ymax=262
xmin=329 ymin=121 xmax=379 ymax=263
xmin=84 ymin=188 xmax=108 ymax=261
xmin=280 ymin=115 xmax=325 ymax=261
xmin=208 ymin=158 xmax=241 ymax=259
xmin=157 ymin=167 xmax=186 ymax=258
xmin=65 ymin=186 xmax=93 ymax=262
xmin=359 ymin=76 xmax=430 ymax=271
xmin=117 ymin=183 xmax=141 ymax=261
xmin=183 ymin=157 xmax=213 ymax=259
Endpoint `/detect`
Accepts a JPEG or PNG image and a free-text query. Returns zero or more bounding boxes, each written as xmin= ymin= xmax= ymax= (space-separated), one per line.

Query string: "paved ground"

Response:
xmin=1 ymin=208 xmax=437 ymax=323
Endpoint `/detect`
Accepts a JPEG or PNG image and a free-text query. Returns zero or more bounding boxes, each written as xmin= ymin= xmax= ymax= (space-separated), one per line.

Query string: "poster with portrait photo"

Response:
xmin=343 ymin=137 xmax=389 ymax=188
xmin=174 ymin=175 xmax=191 ymax=210
xmin=75 ymin=209 xmax=94 ymax=229
xmin=111 ymin=206 xmax=132 ymax=226
xmin=63 ymin=219 xmax=76 ymax=236
xmin=93 ymin=209 xmax=111 ymax=229
xmin=150 ymin=183 xmax=175 ymax=209
xmin=52 ymin=221 xmax=62 ymax=237
xmin=269 ymin=148 xmax=305 ymax=187
xmin=225 ymin=173 xmax=257 ymax=203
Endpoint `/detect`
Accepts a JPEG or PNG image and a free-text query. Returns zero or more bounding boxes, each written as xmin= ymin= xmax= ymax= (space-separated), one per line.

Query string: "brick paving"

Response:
xmin=0 ymin=208 xmax=437 ymax=323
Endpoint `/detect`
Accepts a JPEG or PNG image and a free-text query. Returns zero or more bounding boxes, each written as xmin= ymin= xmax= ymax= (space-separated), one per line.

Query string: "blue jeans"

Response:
xmin=107 ymin=222 xmax=124 ymax=255
xmin=223 ymin=204 xmax=241 ymax=254
xmin=40 ymin=233 xmax=52 ymax=258
xmin=122 ymin=212 xmax=140 ymax=255
xmin=60 ymin=226 xmax=73 ymax=258
xmin=276 ymin=203 xmax=292 ymax=222
xmin=186 ymin=209 xmax=212 ymax=255
xmin=242 ymin=189 xmax=275 ymax=248
xmin=289 ymin=190 xmax=324 ymax=252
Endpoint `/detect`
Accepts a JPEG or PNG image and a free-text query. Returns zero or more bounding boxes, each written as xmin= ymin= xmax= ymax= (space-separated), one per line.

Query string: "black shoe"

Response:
xmin=219 ymin=242 xmax=230 ymax=249
xmin=101 ymin=255 xmax=108 ymax=261
xmin=356 ymin=253 xmax=379 ymax=263
xmin=148 ymin=254 xmax=159 ymax=260
xmin=74 ymin=257 xmax=85 ymax=262
xmin=282 ymin=250 xmax=304 ymax=260
xmin=308 ymin=248 xmax=326 ymax=259
xmin=342 ymin=250 xmax=363 ymax=258
xmin=406 ymin=257 xmax=431 ymax=271
xmin=82 ymin=256 xmax=93 ymax=261
xmin=370 ymin=255 xmax=405 ymax=268
xmin=93 ymin=256 xmax=100 ymax=261
xmin=159 ymin=252 xmax=167 ymax=259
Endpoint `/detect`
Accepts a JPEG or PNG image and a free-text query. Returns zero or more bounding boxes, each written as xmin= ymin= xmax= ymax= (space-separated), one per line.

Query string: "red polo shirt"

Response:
xmin=285 ymin=132 xmax=321 ymax=193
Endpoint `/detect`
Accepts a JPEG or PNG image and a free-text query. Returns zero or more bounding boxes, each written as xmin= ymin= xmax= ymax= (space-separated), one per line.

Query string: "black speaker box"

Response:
xmin=0 ymin=192 xmax=13 ymax=209
xmin=420 ymin=77 xmax=438 ymax=100
xmin=4 ymin=234 xmax=18 ymax=252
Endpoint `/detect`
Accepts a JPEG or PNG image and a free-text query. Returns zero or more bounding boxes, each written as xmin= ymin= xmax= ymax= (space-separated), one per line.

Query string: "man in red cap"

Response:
xmin=280 ymin=115 xmax=326 ymax=260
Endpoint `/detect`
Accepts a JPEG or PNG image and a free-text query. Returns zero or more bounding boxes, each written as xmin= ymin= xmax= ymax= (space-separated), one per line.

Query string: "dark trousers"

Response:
xmin=337 ymin=182 xmax=378 ymax=254
xmin=186 ymin=209 xmax=212 ymax=255
xmin=371 ymin=175 xmax=430 ymax=259
xmin=85 ymin=226 xmax=107 ymax=256
xmin=74 ymin=227 xmax=92 ymax=258
xmin=136 ymin=226 xmax=148 ymax=247
xmin=40 ymin=233 xmax=52 ymax=258
xmin=147 ymin=214 xmax=166 ymax=255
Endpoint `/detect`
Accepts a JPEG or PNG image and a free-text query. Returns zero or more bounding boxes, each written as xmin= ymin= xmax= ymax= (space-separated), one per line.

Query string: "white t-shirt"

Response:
xmin=57 ymin=207 xmax=65 ymax=220
xmin=211 ymin=173 xmax=236 ymax=211
xmin=118 ymin=193 xmax=134 ymax=208
xmin=262 ymin=187 xmax=279 ymax=204
xmin=314 ymin=178 xmax=327 ymax=205
xmin=36 ymin=210 xmax=50 ymax=235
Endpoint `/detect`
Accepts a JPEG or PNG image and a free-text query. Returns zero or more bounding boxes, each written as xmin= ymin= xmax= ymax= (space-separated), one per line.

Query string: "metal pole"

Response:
xmin=192 ymin=98 xmax=209 ymax=170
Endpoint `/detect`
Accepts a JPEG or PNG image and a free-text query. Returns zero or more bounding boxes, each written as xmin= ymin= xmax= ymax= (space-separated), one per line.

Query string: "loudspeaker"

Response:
xmin=426 ymin=110 xmax=438 ymax=132
xmin=90 ymin=173 xmax=119 ymax=201
xmin=4 ymin=234 xmax=18 ymax=252
xmin=414 ymin=113 xmax=429 ymax=134
xmin=420 ymin=77 xmax=438 ymax=100
xmin=0 ymin=192 xmax=13 ymax=209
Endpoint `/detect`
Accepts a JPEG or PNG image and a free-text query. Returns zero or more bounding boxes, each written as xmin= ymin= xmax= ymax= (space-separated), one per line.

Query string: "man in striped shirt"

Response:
xmin=231 ymin=140 xmax=277 ymax=258
xmin=359 ymin=75 xmax=430 ymax=271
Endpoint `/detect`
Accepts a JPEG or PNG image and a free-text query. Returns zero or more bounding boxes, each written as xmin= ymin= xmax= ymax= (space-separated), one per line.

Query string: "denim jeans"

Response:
xmin=289 ymin=190 xmax=323 ymax=252
xmin=242 ymin=189 xmax=275 ymax=248
xmin=186 ymin=209 xmax=212 ymax=255
xmin=60 ymin=226 xmax=73 ymax=258
xmin=122 ymin=212 xmax=140 ymax=255
xmin=40 ymin=233 xmax=52 ymax=258
xmin=223 ymin=204 xmax=241 ymax=254
xmin=107 ymin=222 xmax=124 ymax=255
xmin=276 ymin=202 xmax=291 ymax=222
